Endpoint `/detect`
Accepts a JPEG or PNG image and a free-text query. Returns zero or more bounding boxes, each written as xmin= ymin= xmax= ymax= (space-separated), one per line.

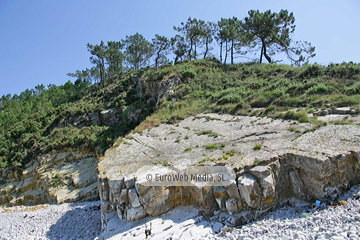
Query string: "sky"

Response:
xmin=0 ymin=0 xmax=359 ymax=97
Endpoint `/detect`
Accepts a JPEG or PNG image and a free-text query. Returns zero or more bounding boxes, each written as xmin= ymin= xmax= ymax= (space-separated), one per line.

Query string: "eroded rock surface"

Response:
xmin=98 ymin=113 xmax=360 ymax=231
xmin=0 ymin=149 xmax=99 ymax=206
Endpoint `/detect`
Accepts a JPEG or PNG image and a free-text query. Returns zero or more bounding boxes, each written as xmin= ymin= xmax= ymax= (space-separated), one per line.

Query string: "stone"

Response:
xmin=249 ymin=165 xmax=271 ymax=178
xmin=212 ymin=222 xmax=223 ymax=233
xmin=237 ymin=174 xmax=262 ymax=208
xmin=124 ymin=175 xmax=135 ymax=189
xmin=135 ymin=185 xmax=174 ymax=216
xmin=100 ymin=108 xmax=118 ymax=125
xmin=1 ymin=149 xmax=99 ymax=207
xmin=213 ymin=186 xmax=228 ymax=210
xmin=225 ymin=198 xmax=239 ymax=214
xmin=128 ymin=188 xmax=141 ymax=208
xmin=88 ymin=112 xmax=101 ymax=125
xmin=226 ymin=180 xmax=241 ymax=199
xmin=126 ymin=206 xmax=146 ymax=221
xmin=117 ymin=188 xmax=128 ymax=205
xmin=260 ymin=174 xmax=276 ymax=205
xmin=289 ymin=170 xmax=306 ymax=199
xmin=95 ymin=114 xmax=360 ymax=234
xmin=116 ymin=204 xmax=124 ymax=219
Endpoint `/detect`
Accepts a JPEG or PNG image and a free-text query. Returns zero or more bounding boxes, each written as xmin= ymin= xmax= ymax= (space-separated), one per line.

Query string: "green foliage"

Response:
xmin=223 ymin=150 xmax=236 ymax=156
xmin=281 ymin=110 xmax=309 ymax=122
xmin=253 ymin=144 xmax=262 ymax=150
xmin=1 ymin=58 xmax=360 ymax=172
xmin=152 ymin=35 xmax=171 ymax=68
xmin=197 ymin=130 xmax=214 ymax=135
xmin=123 ymin=33 xmax=153 ymax=70
xmin=288 ymin=127 xmax=297 ymax=132
xmin=243 ymin=9 xmax=315 ymax=65
xmin=205 ymin=145 xmax=218 ymax=149
xmin=184 ymin=147 xmax=192 ymax=152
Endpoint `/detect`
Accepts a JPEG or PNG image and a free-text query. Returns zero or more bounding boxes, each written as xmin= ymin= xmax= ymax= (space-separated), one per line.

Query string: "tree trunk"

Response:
xmin=188 ymin=37 xmax=194 ymax=60
xmin=224 ymin=41 xmax=228 ymax=64
xmin=203 ymin=37 xmax=209 ymax=58
xmin=230 ymin=39 xmax=234 ymax=65
xmin=194 ymin=43 xmax=197 ymax=60
xmin=260 ymin=44 xmax=263 ymax=63
xmin=261 ymin=40 xmax=272 ymax=63
xmin=219 ymin=41 xmax=223 ymax=63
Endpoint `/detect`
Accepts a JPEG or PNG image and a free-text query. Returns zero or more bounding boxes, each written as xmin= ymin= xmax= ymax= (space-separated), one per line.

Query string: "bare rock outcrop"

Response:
xmin=0 ymin=149 xmax=99 ymax=206
xmin=98 ymin=114 xmax=360 ymax=231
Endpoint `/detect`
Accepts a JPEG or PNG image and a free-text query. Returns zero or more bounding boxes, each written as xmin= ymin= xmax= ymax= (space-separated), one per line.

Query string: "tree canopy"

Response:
xmin=242 ymin=9 xmax=316 ymax=65
xmin=122 ymin=33 xmax=153 ymax=70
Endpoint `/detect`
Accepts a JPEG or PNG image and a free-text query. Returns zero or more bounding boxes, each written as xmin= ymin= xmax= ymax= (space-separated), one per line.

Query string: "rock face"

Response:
xmin=132 ymin=76 xmax=182 ymax=103
xmin=98 ymin=114 xmax=360 ymax=231
xmin=0 ymin=149 xmax=99 ymax=206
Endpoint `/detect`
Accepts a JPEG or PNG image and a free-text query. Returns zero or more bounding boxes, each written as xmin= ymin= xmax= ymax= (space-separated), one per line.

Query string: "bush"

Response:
xmin=205 ymin=145 xmax=218 ymax=149
xmin=306 ymin=84 xmax=335 ymax=95
xmin=253 ymin=144 xmax=262 ymax=150
xmin=281 ymin=110 xmax=309 ymax=122
xmin=299 ymin=64 xmax=324 ymax=79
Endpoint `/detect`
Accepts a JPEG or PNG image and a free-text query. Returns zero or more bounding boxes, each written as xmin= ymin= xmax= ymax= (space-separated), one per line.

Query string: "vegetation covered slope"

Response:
xmin=1 ymin=58 xmax=360 ymax=172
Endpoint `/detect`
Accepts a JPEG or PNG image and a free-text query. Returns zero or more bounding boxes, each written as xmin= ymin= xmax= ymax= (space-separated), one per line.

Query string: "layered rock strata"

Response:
xmin=0 ymin=149 xmax=99 ymax=206
xmin=98 ymin=114 xmax=360 ymax=230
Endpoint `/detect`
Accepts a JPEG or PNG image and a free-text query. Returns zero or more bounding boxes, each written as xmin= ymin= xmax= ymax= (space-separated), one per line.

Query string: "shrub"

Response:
xmin=306 ymin=83 xmax=334 ymax=95
xmin=198 ymin=158 xmax=207 ymax=164
xmin=197 ymin=130 xmax=213 ymax=135
xmin=281 ymin=110 xmax=309 ymax=122
xmin=253 ymin=144 xmax=262 ymax=150
xmin=265 ymin=106 xmax=276 ymax=114
xmin=205 ymin=145 xmax=218 ymax=149
xmin=254 ymin=159 xmax=261 ymax=164
xmin=288 ymin=127 xmax=296 ymax=132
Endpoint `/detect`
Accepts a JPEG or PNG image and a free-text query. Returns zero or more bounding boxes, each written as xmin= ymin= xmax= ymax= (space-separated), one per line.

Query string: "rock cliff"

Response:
xmin=0 ymin=149 xmax=98 ymax=206
xmin=98 ymin=113 xmax=360 ymax=230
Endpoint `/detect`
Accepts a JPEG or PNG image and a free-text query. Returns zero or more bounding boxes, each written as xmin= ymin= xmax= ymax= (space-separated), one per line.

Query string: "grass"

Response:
xmin=198 ymin=158 xmax=207 ymax=164
xmin=153 ymin=161 xmax=170 ymax=166
xmin=288 ymin=127 xmax=297 ymax=132
xmin=279 ymin=110 xmax=309 ymax=123
xmin=253 ymin=144 xmax=262 ymax=150
xmin=197 ymin=130 xmax=219 ymax=138
xmin=2 ymin=58 xmax=360 ymax=171
xmin=205 ymin=144 xmax=218 ymax=149
xmin=184 ymin=147 xmax=192 ymax=152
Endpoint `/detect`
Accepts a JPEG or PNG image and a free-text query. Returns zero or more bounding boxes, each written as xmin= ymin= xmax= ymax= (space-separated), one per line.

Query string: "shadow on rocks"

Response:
xmin=46 ymin=203 xmax=101 ymax=240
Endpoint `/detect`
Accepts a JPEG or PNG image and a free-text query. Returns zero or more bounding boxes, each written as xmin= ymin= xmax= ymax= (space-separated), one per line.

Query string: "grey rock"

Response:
xmin=212 ymin=222 xmax=223 ymax=233
xmin=238 ymin=174 xmax=262 ymax=209
xmin=128 ymin=188 xmax=141 ymax=208
xmin=126 ymin=206 xmax=146 ymax=221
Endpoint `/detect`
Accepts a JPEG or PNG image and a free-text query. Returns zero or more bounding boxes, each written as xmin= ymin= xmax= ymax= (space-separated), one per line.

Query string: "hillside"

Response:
xmin=1 ymin=59 xmax=360 ymax=239
xmin=1 ymin=59 xmax=360 ymax=174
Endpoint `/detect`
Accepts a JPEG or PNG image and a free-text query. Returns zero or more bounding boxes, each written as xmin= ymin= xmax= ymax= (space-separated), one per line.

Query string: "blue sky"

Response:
xmin=0 ymin=0 xmax=359 ymax=97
